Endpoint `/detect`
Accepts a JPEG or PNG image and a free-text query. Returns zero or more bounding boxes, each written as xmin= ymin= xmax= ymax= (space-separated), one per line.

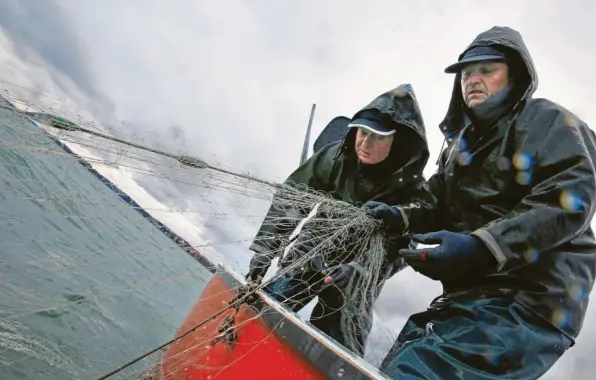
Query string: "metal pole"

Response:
xmin=299 ymin=103 xmax=316 ymax=166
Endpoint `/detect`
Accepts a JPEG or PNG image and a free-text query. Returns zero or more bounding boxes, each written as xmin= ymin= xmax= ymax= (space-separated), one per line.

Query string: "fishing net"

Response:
xmin=0 ymin=80 xmax=400 ymax=379
xmin=252 ymin=181 xmax=389 ymax=355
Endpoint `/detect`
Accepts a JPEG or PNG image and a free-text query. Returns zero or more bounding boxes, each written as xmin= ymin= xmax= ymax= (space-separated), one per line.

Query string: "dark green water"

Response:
xmin=0 ymin=104 xmax=212 ymax=379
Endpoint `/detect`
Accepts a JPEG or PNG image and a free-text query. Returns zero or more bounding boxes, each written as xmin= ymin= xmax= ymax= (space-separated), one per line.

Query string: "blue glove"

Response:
xmin=362 ymin=201 xmax=406 ymax=233
xmin=398 ymin=230 xmax=496 ymax=281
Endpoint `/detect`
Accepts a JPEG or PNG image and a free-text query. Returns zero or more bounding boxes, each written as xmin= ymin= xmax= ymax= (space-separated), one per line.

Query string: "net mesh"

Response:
xmin=0 ymin=80 xmax=398 ymax=379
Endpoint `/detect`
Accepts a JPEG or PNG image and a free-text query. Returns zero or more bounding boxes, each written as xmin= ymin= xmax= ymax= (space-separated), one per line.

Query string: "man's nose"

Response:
xmin=466 ymin=72 xmax=482 ymax=85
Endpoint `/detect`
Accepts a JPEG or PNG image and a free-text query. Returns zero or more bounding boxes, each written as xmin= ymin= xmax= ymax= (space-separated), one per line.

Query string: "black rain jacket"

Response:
xmin=250 ymin=84 xmax=434 ymax=280
xmin=399 ymin=26 xmax=596 ymax=343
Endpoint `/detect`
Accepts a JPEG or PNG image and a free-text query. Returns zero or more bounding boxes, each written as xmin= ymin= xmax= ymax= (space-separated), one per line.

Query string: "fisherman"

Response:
xmin=246 ymin=84 xmax=434 ymax=356
xmin=364 ymin=26 xmax=596 ymax=379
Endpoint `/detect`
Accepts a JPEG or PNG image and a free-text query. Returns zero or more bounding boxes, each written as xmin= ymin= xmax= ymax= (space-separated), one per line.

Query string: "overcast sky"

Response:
xmin=1 ymin=0 xmax=595 ymax=378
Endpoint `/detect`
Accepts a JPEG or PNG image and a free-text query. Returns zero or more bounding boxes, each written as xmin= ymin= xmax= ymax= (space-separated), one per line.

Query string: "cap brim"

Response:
xmin=348 ymin=123 xmax=396 ymax=136
xmin=444 ymin=54 xmax=506 ymax=74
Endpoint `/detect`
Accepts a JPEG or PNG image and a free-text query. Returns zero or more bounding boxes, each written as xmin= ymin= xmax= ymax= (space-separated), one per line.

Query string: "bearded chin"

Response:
xmin=466 ymin=85 xmax=514 ymax=126
xmin=466 ymin=94 xmax=487 ymax=108
xmin=468 ymin=99 xmax=483 ymax=108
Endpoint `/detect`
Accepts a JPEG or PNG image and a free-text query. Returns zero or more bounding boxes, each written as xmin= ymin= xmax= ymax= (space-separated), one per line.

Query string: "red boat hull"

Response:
xmin=160 ymin=273 xmax=325 ymax=380
xmin=158 ymin=265 xmax=385 ymax=380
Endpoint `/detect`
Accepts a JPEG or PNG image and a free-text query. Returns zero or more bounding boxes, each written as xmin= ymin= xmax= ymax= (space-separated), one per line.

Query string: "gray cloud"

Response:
xmin=0 ymin=0 xmax=105 ymax=103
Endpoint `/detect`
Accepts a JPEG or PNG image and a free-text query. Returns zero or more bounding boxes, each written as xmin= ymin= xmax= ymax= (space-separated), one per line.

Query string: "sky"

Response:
xmin=1 ymin=0 xmax=596 ymax=378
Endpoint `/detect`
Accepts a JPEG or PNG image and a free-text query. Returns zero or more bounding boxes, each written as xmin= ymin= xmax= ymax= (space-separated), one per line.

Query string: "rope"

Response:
xmin=0 ymin=103 xmax=294 ymax=379
xmin=94 ymin=282 xmax=260 ymax=380
xmin=0 ymin=103 xmax=278 ymax=188
xmin=0 ymin=103 xmax=388 ymax=378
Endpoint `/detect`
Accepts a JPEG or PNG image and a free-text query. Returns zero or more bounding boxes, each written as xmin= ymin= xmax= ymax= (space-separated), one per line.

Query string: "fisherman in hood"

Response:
xmin=247 ymin=84 xmax=434 ymax=356
xmin=365 ymin=26 xmax=596 ymax=379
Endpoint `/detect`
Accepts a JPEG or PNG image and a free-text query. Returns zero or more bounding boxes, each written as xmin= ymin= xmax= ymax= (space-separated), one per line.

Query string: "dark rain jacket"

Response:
xmin=250 ymin=84 xmax=434 ymax=280
xmin=399 ymin=26 xmax=596 ymax=342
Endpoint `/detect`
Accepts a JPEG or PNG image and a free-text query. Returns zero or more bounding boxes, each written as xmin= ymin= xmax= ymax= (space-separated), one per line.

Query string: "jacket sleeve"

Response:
xmin=471 ymin=111 xmax=596 ymax=273
xmin=393 ymin=147 xmax=451 ymax=234
xmin=249 ymin=146 xmax=336 ymax=258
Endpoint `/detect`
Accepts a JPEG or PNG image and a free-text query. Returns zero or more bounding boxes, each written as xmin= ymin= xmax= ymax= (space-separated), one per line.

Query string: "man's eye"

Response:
xmin=462 ymin=65 xmax=495 ymax=78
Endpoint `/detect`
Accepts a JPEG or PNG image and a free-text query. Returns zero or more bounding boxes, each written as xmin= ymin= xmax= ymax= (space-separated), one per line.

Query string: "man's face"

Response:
xmin=354 ymin=128 xmax=394 ymax=164
xmin=460 ymin=61 xmax=509 ymax=107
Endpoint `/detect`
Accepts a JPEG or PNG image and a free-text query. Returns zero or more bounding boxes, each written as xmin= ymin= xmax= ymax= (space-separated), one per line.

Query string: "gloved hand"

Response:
xmin=362 ymin=201 xmax=406 ymax=233
xmin=321 ymin=263 xmax=362 ymax=289
xmin=246 ymin=253 xmax=271 ymax=283
xmin=398 ymin=230 xmax=497 ymax=281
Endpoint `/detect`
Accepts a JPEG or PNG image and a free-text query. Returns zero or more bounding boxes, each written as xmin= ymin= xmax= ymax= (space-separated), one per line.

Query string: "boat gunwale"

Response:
xmin=219 ymin=263 xmax=390 ymax=380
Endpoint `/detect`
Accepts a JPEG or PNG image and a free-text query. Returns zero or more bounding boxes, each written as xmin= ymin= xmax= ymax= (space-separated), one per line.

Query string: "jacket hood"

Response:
xmin=439 ymin=26 xmax=538 ymax=139
xmin=339 ymin=84 xmax=430 ymax=178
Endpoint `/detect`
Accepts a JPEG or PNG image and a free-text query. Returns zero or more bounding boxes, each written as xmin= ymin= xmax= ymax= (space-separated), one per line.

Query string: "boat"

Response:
xmin=150 ymin=114 xmax=389 ymax=380
xmin=0 ymin=88 xmax=392 ymax=379
xmin=134 ymin=112 xmax=389 ymax=380
xmin=155 ymin=263 xmax=389 ymax=380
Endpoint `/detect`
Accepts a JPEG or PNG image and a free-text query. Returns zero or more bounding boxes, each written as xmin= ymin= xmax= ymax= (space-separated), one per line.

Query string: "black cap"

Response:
xmin=444 ymin=45 xmax=506 ymax=74
xmin=348 ymin=111 xmax=396 ymax=136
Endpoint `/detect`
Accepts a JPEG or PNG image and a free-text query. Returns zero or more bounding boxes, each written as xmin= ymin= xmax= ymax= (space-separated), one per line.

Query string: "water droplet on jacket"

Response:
xmin=523 ymin=248 xmax=540 ymax=263
xmin=515 ymin=171 xmax=532 ymax=185
xmin=568 ymin=284 xmax=586 ymax=302
xmin=560 ymin=191 xmax=583 ymax=212
xmin=483 ymin=348 xmax=502 ymax=366
xmin=457 ymin=151 xmax=472 ymax=166
xmin=512 ymin=152 xmax=532 ymax=170
xmin=393 ymin=90 xmax=406 ymax=98
xmin=564 ymin=113 xmax=579 ymax=128
xmin=551 ymin=308 xmax=569 ymax=328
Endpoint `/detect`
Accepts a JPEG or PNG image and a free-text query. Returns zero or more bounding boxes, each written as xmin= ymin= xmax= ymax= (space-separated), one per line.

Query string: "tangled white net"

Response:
xmin=0 ymin=80 xmax=396 ymax=380
xmin=254 ymin=181 xmax=388 ymax=355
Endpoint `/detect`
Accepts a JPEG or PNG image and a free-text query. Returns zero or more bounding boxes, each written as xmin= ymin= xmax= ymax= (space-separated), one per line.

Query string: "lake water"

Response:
xmin=0 ymin=102 xmax=212 ymax=379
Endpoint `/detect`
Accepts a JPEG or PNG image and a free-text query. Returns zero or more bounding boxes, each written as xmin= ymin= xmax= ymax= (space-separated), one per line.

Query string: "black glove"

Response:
xmin=361 ymin=201 xmax=406 ymax=233
xmin=246 ymin=253 xmax=271 ymax=283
